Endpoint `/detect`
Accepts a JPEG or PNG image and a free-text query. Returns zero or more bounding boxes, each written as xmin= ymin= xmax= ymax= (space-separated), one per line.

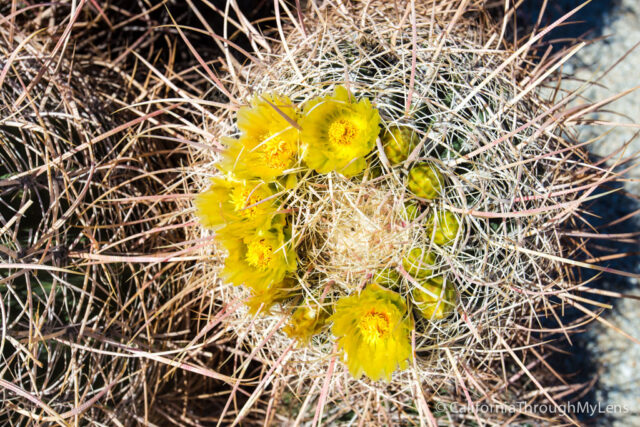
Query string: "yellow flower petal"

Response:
xmin=300 ymin=85 xmax=380 ymax=176
xmin=221 ymin=226 xmax=297 ymax=289
xmin=194 ymin=177 xmax=278 ymax=234
xmin=237 ymin=94 xmax=298 ymax=137
xmin=219 ymin=93 xmax=299 ymax=180
xmin=330 ymin=283 xmax=413 ymax=382
xmin=246 ymin=278 xmax=295 ymax=315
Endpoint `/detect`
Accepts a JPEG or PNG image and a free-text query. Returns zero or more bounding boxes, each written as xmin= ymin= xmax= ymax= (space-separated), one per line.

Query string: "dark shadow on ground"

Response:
xmin=489 ymin=0 xmax=621 ymax=54
xmin=489 ymin=2 xmax=640 ymax=424
xmin=541 ymin=173 xmax=640 ymax=424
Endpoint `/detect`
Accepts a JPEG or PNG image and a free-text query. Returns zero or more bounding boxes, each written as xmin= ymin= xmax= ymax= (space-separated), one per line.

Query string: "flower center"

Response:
xmin=328 ymin=118 xmax=359 ymax=147
xmin=358 ymin=309 xmax=391 ymax=344
xmin=260 ymin=134 xmax=295 ymax=170
xmin=245 ymin=238 xmax=274 ymax=270
xmin=230 ymin=186 xmax=264 ymax=219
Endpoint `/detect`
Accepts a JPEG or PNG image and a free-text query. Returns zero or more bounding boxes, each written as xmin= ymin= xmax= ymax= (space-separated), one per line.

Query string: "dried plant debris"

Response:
xmin=0 ymin=3 xmax=228 ymax=425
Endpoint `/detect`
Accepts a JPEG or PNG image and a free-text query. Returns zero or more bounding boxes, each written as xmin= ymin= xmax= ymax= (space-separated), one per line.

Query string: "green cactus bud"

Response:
xmin=412 ymin=276 xmax=456 ymax=320
xmin=403 ymin=201 xmax=420 ymax=222
xmin=373 ymin=268 xmax=401 ymax=289
xmin=382 ymin=126 xmax=419 ymax=165
xmin=426 ymin=210 xmax=461 ymax=245
xmin=402 ymin=247 xmax=436 ymax=279
xmin=407 ymin=163 xmax=443 ymax=199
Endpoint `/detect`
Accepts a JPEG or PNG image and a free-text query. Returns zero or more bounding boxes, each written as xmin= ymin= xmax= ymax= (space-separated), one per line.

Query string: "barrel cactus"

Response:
xmin=43 ymin=0 xmax=613 ymax=424
xmin=1 ymin=0 xmax=632 ymax=425
xmin=186 ymin=0 xmax=635 ymax=424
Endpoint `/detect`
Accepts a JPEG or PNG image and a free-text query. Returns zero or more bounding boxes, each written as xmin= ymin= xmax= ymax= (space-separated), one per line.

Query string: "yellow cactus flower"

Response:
xmin=219 ymin=94 xmax=299 ymax=180
xmin=330 ymin=283 xmax=413 ymax=382
xmin=402 ymin=247 xmax=436 ymax=279
xmin=300 ymin=85 xmax=380 ymax=177
xmin=283 ymin=303 xmax=330 ymax=345
xmin=195 ymin=177 xmax=278 ymax=233
xmin=382 ymin=126 xmax=419 ymax=165
xmin=412 ymin=276 xmax=456 ymax=320
xmin=246 ymin=278 xmax=295 ymax=315
xmin=407 ymin=163 xmax=444 ymax=199
xmin=426 ymin=210 xmax=461 ymax=245
xmin=221 ymin=227 xmax=296 ymax=290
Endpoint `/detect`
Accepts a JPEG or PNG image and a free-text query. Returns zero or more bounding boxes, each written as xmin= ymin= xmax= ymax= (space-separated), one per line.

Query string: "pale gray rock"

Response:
xmin=561 ymin=0 xmax=640 ymax=425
